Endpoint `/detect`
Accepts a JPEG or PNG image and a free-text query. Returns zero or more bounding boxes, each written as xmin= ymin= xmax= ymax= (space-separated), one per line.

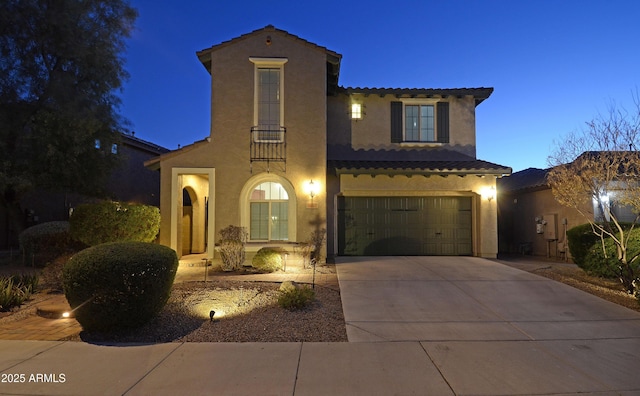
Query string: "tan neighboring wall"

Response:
xmin=498 ymin=187 xmax=588 ymax=259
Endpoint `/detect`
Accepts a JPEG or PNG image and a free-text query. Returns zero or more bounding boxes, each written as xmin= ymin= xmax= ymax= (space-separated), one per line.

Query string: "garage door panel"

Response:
xmin=338 ymin=196 xmax=473 ymax=256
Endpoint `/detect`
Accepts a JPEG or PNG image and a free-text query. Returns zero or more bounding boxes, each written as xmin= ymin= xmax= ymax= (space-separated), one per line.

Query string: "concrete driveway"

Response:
xmin=335 ymin=256 xmax=640 ymax=394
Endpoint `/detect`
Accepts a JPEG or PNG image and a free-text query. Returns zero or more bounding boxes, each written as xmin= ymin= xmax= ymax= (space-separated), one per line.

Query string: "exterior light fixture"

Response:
xmin=488 ymin=186 xmax=495 ymax=202
xmin=351 ymin=103 xmax=363 ymax=120
xmin=210 ymin=310 xmax=215 ymax=321
xmin=62 ymin=312 xmax=70 ymax=318
xmin=481 ymin=186 xmax=496 ymax=202
xmin=305 ymin=180 xmax=320 ymax=208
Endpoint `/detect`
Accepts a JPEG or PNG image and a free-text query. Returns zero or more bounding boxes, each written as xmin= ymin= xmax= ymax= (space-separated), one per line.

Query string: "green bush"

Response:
xmin=277 ymin=285 xmax=315 ymax=310
xmin=583 ymin=228 xmax=640 ymax=279
xmin=63 ymin=242 xmax=178 ymax=331
xmin=568 ymin=222 xmax=640 ymax=279
xmin=567 ymin=223 xmax=601 ymax=268
xmin=19 ymin=221 xmax=81 ymax=266
xmin=218 ymin=225 xmax=247 ymax=271
xmin=70 ymin=201 xmax=160 ymax=246
xmin=252 ymin=247 xmax=283 ymax=273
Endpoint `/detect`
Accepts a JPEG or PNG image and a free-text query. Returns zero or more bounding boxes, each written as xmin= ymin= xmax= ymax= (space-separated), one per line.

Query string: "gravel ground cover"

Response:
xmin=66 ymin=279 xmax=348 ymax=343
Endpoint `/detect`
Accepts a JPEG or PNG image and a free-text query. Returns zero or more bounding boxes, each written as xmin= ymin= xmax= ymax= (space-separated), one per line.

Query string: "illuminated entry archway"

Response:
xmin=171 ymin=168 xmax=215 ymax=258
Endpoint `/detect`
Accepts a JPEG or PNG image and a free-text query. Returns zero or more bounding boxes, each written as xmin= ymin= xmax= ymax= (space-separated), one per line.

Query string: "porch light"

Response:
xmin=305 ymin=180 xmax=320 ymax=209
xmin=482 ymin=186 xmax=496 ymax=202
xmin=306 ymin=180 xmax=320 ymax=199
xmin=210 ymin=310 xmax=215 ymax=321
xmin=351 ymin=103 xmax=363 ymax=120
xmin=62 ymin=311 xmax=70 ymax=318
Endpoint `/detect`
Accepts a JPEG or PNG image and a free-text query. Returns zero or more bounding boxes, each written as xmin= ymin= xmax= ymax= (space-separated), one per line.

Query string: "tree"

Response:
xmin=547 ymin=95 xmax=640 ymax=295
xmin=0 ymin=0 xmax=137 ymax=234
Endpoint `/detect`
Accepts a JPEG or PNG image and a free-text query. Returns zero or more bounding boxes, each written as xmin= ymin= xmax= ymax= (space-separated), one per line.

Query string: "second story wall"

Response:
xmin=328 ymin=89 xmax=487 ymax=158
xmin=200 ymin=27 xmax=330 ymax=171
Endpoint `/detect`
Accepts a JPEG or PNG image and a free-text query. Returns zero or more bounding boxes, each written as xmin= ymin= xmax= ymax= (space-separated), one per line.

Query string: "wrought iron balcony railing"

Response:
xmin=250 ymin=126 xmax=286 ymax=172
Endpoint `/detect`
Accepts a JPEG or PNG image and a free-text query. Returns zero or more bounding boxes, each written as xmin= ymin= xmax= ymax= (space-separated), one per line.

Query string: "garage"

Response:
xmin=337 ymin=196 xmax=473 ymax=256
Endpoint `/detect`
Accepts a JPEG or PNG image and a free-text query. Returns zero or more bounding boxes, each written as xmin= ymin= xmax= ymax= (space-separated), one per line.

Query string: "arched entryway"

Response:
xmin=171 ymin=168 xmax=215 ymax=259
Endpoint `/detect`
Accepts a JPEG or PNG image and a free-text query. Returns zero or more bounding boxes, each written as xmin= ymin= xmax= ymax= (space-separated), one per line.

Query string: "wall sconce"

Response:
xmin=350 ymin=103 xmax=364 ymax=120
xmin=482 ymin=186 xmax=496 ymax=202
xmin=305 ymin=180 xmax=320 ymax=208
xmin=210 ymin=310 xmax=216 ymax=321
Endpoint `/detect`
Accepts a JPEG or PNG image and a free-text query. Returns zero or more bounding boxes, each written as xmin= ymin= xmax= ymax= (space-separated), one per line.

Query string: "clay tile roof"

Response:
xmin=327 ymin=145 xmax=511 ymax=176
xmin=339 ymin=87 xmax=494 ymax=106
xmin=498 ymin=167 xmax=550 ymax=193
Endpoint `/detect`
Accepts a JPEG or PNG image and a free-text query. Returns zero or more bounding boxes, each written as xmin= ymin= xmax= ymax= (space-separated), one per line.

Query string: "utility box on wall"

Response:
xmin=543 ymin=214 xmax=557 ymax=240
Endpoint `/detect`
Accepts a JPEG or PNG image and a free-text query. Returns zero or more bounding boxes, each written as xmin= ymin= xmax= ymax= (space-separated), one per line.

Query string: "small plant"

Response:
xmin=277 ymin=284 xmax=315 ymax=310
xmin=0 ymin=273 xmax=39 ymax=312
xmin=309 ymin=228 xmax=327 ymax=265
xmin=252 ymin=247 xmax=283 ymax=273
xmin=218 ymin=225 xmax=247 ymax=271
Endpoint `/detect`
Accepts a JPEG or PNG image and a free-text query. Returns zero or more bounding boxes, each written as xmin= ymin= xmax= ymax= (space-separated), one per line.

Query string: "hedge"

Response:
xmin=70 ymin=201 xmax=160 ymax=246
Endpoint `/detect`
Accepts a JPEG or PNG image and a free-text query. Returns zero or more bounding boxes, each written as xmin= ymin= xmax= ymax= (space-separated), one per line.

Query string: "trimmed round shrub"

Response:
xmin=63 ymin=242 xmax=178 ymax=331
xmin=251 ymin=247 xmax=283 ymax=273
xmin=69 ymin=201 xmax=160 ymax=246
xmin=19 ymin=221 xmax=82 ymax=266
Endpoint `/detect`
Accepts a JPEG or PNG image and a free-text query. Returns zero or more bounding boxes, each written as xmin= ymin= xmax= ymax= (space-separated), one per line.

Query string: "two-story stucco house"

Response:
xmin=146 ymin=25 xmax=511 ymax=261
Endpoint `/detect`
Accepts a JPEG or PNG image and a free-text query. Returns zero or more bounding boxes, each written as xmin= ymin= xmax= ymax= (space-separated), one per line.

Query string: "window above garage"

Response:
xmin=391 ymin=101 xmax=449 ymax=144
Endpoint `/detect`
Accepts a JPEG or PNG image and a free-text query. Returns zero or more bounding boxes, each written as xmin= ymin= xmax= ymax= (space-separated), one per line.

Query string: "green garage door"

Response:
xmin=338 ymin=196 xmax=472 ymax=256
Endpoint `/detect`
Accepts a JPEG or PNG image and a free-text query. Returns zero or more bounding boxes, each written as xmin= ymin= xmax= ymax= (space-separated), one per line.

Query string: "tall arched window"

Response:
xmin=249 ymin=182 xmax=288 ymax=241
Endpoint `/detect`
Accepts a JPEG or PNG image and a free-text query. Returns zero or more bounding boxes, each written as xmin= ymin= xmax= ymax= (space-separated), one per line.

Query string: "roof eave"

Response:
xmin=334 ymin=167 xmax=512 ymax=177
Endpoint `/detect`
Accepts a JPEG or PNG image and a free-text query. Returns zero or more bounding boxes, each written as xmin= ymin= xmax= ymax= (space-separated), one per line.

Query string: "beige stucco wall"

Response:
xmin=498 ymin=188 xmax=588 ymax=259
xmin=327 ymin=94 xmax=477 ymax=157
xmin=336 ymin=174 xmax=499 ymax=258
xmin=157 ymin=30 xmax=328 ymax=257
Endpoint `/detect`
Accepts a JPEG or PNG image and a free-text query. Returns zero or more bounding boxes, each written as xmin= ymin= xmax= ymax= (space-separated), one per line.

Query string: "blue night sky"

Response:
xmin=120 ymin=0 xmax=640 ymax=173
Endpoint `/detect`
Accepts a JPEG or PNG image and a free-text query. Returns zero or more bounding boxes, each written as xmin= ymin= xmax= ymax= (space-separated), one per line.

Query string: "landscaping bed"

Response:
xmin=64 ymin=278 xmax=348 ymax=343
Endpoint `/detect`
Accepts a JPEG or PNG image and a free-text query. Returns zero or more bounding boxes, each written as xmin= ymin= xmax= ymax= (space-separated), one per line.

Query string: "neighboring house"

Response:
xmin=146 ymin=25 xmax=511 ymax=260
xmin=498 ymin=156 xmax=640 ymax=260
xmin=497 ymin=168 xmax=577 ymax=259
xmin=0 ymin=133 xmax=168 ymax=249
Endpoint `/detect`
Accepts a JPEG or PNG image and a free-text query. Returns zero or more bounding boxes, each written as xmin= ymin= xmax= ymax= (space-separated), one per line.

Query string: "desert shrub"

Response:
xmin=568 ymin=223 xmax=640 ymax=279
xmin=69 ymin=201 xmax=160 ymax=246
xmin=0 ymin=273 xmax=39 ymax=311
xmin=567 ymin=223 xmax=601 ymax=268
xmin=277 ymin=284 xmax=315 ymax=310
xmin=218 ymin=225 xmax=247 ymax=271
xmin=63 ymin=242 xmax=178 ymax=331
xmin=252 ymin=247 xmax=283 ymax=273
xmin=19 ymin=221 xmax=81 ymax=266
xmin=583 ymin=227 xmax=640 ymax=279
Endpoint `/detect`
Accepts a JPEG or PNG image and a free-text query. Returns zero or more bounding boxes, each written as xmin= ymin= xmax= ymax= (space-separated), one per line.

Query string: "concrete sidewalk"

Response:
xmin=1 ymin=256 xmax=639 ymax=395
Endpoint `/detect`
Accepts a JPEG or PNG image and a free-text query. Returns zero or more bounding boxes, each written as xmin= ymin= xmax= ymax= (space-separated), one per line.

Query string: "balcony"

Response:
xmin=250 ymin=126 xmax=286 ymax=172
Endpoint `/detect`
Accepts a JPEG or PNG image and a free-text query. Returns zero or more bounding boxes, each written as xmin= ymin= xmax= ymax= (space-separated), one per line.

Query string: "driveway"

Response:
xmin=335 ymin=256 xmax=640 ymax=393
